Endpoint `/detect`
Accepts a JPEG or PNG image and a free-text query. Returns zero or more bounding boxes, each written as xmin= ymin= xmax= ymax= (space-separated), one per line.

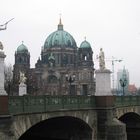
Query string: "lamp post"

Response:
xmin=111 ymin=58 xmax=122 ymax=90
xmin=119 ymin=78 xmax=127 ymax=96
xmin=65 ymin=74 xmax=75 ymax=95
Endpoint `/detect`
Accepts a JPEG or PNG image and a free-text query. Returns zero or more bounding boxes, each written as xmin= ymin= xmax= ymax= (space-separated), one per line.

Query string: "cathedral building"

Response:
xmin=12 ymin=19 xmax=95 ymax=95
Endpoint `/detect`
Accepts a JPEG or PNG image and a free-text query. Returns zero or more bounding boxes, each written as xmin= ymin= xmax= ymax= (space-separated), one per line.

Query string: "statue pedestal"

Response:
xmin=0 ymin=51 xmax=7 ymax=95
xmin=95 ymin=69 xmax=112 ymax=96
xmin=19 ymin=83 xmax=27 ymax=96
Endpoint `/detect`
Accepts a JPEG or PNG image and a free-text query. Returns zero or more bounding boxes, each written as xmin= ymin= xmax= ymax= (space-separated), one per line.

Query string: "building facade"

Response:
xmin=12 ymin=19 xmax=95 ymax=95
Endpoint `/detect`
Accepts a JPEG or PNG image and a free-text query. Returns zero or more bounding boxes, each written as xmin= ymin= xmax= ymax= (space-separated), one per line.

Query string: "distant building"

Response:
xmin=11 ymin=19 xmax=95 ymax=95
xmin=117 ymin=68 xmax=129 ymax=95
xmin=128 ymin=84 xmax=137 ymax=95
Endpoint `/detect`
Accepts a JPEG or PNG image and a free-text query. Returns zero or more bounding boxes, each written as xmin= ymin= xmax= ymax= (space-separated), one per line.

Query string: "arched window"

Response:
xmin=84 ymin=56 xmax=87 ymax=61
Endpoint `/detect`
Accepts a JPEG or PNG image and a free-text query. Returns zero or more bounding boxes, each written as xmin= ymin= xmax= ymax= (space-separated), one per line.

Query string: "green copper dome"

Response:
xmin=80 ymin=40 xmax=91 ymax=48
xmin=44 ymin=19 xmax=77 ymax=49
xmin=17 ymin=42 xmax=28 ymax=53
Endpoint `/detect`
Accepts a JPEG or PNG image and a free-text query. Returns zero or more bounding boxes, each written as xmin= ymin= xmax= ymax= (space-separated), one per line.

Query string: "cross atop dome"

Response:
xmin=84 ymin=36 xmax=86 ymax=41
xmin=58 ymin=14 xmax=63 ymax=30
xmin=59 ymin=14 xmax=62 ymax=25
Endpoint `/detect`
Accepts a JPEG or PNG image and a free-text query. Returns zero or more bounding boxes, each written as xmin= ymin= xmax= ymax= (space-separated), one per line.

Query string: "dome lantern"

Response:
xmin=58 ymin=17 xmax=63 ymax=30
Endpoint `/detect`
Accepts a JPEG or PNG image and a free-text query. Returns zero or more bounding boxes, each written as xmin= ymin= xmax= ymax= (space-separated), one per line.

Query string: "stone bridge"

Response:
xmin=0 ymin=95 xmax=140 ymax=140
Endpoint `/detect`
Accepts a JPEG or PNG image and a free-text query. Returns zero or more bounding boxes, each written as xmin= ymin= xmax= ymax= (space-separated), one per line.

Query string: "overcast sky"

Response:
xmin=1 ymin=0 xmax=140 ymax=87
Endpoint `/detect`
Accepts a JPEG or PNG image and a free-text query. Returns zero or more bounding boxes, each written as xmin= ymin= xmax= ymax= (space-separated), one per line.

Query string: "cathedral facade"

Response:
xmin=12 ymin=19 xmax=95 ymax=95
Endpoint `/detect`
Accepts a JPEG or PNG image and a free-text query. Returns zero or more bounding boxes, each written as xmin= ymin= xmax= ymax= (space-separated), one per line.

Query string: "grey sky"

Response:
xmin=1 ymin=0 xmax=140 ymax=87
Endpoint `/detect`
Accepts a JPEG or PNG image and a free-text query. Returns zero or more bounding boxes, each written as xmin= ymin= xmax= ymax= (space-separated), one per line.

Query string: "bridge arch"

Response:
xmin=11 ymin=110 xmax=97 ymax=140
xmin=119 ymin=112 xmax=140 ymax=140
xmin=18 ymin=116 xmax=92 ymax=140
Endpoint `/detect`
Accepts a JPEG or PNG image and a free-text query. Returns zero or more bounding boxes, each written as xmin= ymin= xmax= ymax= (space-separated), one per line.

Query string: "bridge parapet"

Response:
xmin=6 ymin=95 xmax=140 ymax=115
xmin=0 ymin=95 xmax=139 ymax=116
xmin=8 ymin=95 xmax=96 ymax=115
xmin=115 ymin=96 xmax=140 ymax=107
xmin=1 ymin=95 xmax=140 ymax=140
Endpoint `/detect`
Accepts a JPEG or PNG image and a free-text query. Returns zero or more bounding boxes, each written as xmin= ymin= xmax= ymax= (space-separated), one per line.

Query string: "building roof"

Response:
xmin=128 ymin=84 xmax=137 ymax=93
xmin=43 ymin=19 xmax=77 ymax=49
xmin=80 ymin=40 xmax=91 ymax=48
xmin=17 ymin=42 xmax=28 ymax=53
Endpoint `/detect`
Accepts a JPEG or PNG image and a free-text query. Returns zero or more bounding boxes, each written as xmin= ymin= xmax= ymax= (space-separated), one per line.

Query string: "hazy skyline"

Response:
xmin=1 ymin=0 xmax=140 ymax=87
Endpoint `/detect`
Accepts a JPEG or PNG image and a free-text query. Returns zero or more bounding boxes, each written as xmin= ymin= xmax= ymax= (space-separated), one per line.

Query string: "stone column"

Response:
xmin=0 ymin=51 xmax=7 ymax=95
xmin=95 ymin=69 xmax=112 ymax=96
xmin=0 ymin=115 xmax=16 ymax=140
xmin=19 ymin=83 xmax=27 ymax=96
xmin=95 ymin=96 xmax=127 ymax=140
xmin=95 ymin=69 xmax=127 ymax=140
xmin=106 ymin=118 xmax=127 ymax=140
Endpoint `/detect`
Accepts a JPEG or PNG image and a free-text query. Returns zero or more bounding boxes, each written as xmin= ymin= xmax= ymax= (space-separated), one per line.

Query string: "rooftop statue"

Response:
xmin=0 ymin=18 xmax=14 ymax=31
xmin=99 ymin=48 xmax=105 ymax=70
xmin=0 ymin=24 xmax=7 ymax=31
xmin=0 ymin=18 xmax=14 ymax=51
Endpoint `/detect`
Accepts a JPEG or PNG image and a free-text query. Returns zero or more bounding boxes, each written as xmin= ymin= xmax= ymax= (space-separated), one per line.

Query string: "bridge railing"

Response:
xmin=8 ymin=95 xmax=96 ymax=115
xmin=7 ymin=95 xmax=140 ymax=115
xmin=115 ymin=96 xmax=140 ymax=107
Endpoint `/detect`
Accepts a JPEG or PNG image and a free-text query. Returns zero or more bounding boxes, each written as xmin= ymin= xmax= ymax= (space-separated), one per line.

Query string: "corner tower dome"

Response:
xmin=43 ymin=18 xmax=77 ymax=49
xmin=17 ymin=42 xmax=28 ymax=53
xmin=80 ymin=40 xmax=91 ymax=48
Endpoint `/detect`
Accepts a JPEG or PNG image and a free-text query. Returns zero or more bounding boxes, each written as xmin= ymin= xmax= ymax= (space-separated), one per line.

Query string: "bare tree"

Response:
xmin=4 ymin=64 xmax=13 ymax=95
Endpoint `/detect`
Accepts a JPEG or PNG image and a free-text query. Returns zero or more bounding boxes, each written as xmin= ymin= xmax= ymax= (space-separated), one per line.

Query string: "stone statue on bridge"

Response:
xmin=0 ymin=24 xmax=7 ymax=31
xmin=99 ymin=48 xmax=105 ymax=70
xmin=0 ymin=18 xmax=14 ymax=31
xmin=19 ymin=71 xmax=27 ymax=84
xmin=0 ymin=18 xmax=14 ymax=51
xmin=19 ymin=72 xmax=27 ymax=96
xmin=0 ymin=23 xmax=6 ymax=51
xmin=95 ymin=48 xmax=112 ymax=96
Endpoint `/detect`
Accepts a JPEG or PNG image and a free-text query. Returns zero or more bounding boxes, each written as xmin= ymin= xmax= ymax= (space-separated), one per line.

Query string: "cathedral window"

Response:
xmin=58 ymin=54 xmax=60 ymax=64
xmin=54 ymin=40 xmax=58 ymax=45
xmin=70 ymin=54 xmax=73 ymax=64
xmin=67 ymin=40 xmax=71 ymax=47
xmin=84 ymin=56 xmax=87 ymax=61
xmin=63 ymin=54 xmax=67 ymax=65
xmin=18 ymin=57 xmax=22 ymax=63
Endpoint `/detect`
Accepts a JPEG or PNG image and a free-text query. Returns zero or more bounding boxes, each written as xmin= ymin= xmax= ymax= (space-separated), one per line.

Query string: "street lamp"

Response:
xmin=65 ymin=74 xmax=75 ymax=95
xmin=119 ymin=78 xmax=127 ymax=96
xmin=111 ymin=57 xmax=122 ymax=90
